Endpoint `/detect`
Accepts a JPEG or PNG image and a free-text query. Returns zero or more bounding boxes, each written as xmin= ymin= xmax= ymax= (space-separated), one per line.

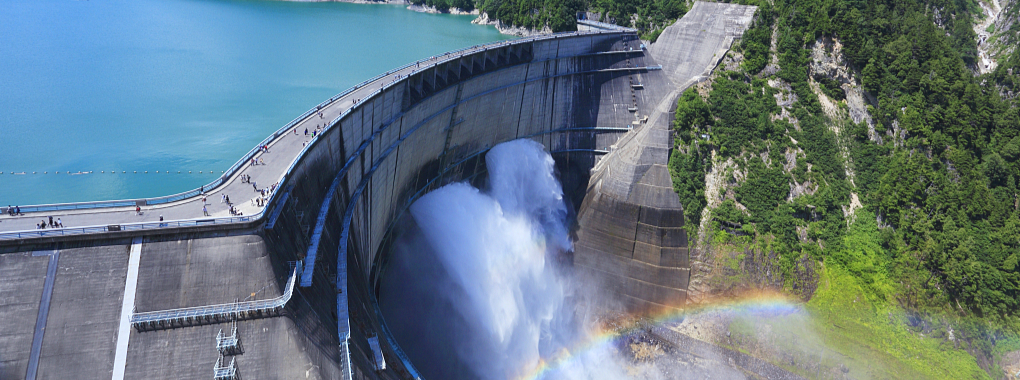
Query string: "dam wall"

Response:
xmin=260 ymin=30 xmax=654 ymax=379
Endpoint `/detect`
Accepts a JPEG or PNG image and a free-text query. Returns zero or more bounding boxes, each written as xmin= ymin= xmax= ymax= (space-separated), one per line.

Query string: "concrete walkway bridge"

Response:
xmin=0 ymin=4 xmax=778 ymax=380
xmin=130 ymin=265 xmax=298 ymax=331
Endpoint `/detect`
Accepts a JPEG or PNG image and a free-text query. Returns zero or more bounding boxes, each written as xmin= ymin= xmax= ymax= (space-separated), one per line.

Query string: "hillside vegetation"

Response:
xmin=413 ymin=0 xmax=686 ymax=38
xmin=660 ymin=0 xmax=1020 ymax=376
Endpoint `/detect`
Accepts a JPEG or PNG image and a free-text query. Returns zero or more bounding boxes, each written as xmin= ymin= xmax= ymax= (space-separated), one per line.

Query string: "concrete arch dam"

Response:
xmin=0 ymin=3 xmax=756 ymax=379
xmin=265 ymin=29 xmax=667 ymax=379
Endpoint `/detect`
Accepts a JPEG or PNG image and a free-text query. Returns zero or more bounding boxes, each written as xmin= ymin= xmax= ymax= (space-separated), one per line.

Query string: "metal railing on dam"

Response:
xmin=0 ymin=213 xmax=262 ymax=240
xmin=130 ymin=265 xmax=298 ymax=330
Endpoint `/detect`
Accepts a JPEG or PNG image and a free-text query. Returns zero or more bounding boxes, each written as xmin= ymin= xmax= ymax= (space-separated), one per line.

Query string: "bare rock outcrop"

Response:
xmin=472 ymin=12 xmax=551 ymax=37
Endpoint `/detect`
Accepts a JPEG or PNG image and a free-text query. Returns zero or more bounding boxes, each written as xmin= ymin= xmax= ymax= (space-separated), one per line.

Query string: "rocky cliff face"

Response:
xmin=808 ymin=38 xmax=875 ymax=141
xmin=406 ymin=4 xmax=478 ymax=15
xmin=472 ymin=12 xmax=552 ymax=37
xmin=975 ymin=0 xmax=1020 ymax=74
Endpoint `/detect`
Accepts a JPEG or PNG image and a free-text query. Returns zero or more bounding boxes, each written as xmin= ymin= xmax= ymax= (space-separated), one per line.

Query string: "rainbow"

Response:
xmin=516 ymin=292 xmax=803 ymax=380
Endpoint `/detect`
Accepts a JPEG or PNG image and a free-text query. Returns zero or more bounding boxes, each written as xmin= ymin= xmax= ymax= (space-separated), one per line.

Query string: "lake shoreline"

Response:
xmin=292 ymin=0 xmax=551 ymax=37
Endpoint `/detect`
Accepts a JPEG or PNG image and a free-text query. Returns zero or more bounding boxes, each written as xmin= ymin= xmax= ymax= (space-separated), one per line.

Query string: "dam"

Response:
xmin=0 ymin=3 xmax=757 ymax=379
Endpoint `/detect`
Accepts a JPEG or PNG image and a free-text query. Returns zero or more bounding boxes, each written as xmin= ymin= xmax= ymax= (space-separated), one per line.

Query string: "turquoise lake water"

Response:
xmin=0 ymin=0 xmax=511 ymax=206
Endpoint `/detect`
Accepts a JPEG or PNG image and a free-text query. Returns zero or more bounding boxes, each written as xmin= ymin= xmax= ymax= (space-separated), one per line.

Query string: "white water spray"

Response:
xmin=380 ymin=139 xmax=651 ymax=380
xmin=407 ymin=139 xmax=569 ymax=379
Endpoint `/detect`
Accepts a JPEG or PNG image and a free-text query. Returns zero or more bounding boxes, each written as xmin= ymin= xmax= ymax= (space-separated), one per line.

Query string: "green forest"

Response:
xmin=412 ymin=0 xmax=686 ymax=39
xmin=662 ymin=0 xmax=1020 ymax=377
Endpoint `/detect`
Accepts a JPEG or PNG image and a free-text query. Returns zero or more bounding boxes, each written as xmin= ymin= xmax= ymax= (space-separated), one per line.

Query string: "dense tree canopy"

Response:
xmin=664 ymin=0 xmax=1020 ymax=330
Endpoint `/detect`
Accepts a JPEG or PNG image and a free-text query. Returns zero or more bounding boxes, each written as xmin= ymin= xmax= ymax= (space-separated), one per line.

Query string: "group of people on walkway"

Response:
xmin=251 ymin=181 xmax=278 ymax=208
xmin=37 ymin=216 xmax=62 ymax=229
xmin=214 ymin=193 xmax=244 ymax=215
xmin=6 ymin=205 xmax=22 ymax=216
xmin=198 ymin=191 xmax=243 ymax=217
xmin=301 ymin=125 xmax=325 ymax=147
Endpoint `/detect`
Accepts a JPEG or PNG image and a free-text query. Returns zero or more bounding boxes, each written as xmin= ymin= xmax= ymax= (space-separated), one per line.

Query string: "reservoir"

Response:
xmin=0 ymin=0 xmax=510 ymax=206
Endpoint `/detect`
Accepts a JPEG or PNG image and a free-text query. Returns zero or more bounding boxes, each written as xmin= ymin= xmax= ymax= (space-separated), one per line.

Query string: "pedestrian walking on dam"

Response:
xmin=57 ymin=218 xmax=63 ymax=228
xmin=136 ymin=206 xmax=141 ymax=215
xmin=48 ymin=216 xmax=53 ymax=227
xmin=203 ymin=205 xmax=209 ymax=216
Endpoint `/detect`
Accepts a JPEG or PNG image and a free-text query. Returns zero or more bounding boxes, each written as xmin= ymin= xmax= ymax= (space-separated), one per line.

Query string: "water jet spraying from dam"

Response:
xmin=380 ymin=139 xmax=574 ymax=379
xmin=380 ymin=140 xmax=658 ymax=380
